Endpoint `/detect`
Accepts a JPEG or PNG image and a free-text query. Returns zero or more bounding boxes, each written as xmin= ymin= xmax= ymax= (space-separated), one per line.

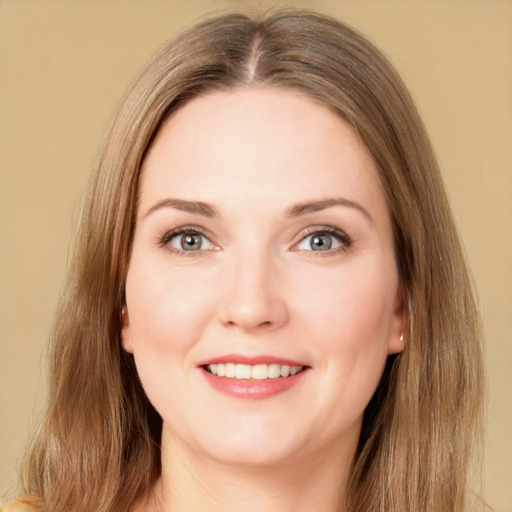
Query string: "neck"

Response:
xmin=148 ymin=430 xmax=356 ymax=512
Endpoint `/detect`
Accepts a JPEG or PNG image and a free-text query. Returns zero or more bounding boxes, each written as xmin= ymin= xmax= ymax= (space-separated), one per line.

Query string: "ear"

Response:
xmin=121 ymin=306 xmax=134 ymax=354
xmin=387 ymin=286 xmax=408 ymax=355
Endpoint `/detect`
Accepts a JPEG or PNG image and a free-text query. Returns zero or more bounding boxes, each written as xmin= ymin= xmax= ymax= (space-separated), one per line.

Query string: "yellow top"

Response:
xmin=1 ymin=496 xmax=40 ymax=512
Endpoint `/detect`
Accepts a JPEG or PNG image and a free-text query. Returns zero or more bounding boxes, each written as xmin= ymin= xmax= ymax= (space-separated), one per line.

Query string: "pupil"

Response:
xmin=181 ymin=234 xmax=201 ymax=250
xmin=311 ymin=234 xmax=332 ymax=251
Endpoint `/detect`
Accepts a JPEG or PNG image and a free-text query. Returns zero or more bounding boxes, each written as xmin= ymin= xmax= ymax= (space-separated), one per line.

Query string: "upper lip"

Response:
xmin=197 ymin=354 xmax=308 ymax=367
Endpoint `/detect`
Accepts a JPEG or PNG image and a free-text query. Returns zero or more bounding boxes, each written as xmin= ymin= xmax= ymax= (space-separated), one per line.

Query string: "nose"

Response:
xmin=217 ymin=250 xmax=289 ymax=332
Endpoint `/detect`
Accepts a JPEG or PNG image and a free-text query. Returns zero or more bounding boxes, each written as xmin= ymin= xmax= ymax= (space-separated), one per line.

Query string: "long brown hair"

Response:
xmin=21 ymin=10 xmax=483 ymax=512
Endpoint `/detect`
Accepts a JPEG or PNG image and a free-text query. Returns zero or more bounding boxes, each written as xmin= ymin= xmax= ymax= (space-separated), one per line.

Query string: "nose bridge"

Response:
xmin=218 ymin=242 xmax=288 ymax=331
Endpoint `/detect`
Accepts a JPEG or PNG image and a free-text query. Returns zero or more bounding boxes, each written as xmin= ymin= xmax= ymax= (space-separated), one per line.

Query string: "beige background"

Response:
xmin=1 ymin=0 xmax=510 ymax=509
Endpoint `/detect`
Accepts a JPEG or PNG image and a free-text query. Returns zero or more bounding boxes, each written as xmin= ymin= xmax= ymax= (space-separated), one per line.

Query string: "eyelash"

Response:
xmin=158 ymin=225 xmax=352 ymax=256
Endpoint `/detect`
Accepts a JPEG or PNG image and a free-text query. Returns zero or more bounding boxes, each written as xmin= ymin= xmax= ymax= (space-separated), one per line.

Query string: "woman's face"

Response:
xmin=122 ymin=87 xmax=405 ymax=467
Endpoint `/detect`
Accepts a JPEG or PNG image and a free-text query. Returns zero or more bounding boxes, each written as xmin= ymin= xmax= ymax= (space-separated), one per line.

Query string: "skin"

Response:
xmin=122 ymin=87 xmax=406 ymax=512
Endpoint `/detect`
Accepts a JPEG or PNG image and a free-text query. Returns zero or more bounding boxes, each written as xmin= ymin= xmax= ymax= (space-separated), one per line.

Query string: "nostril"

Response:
xmin=224 ymin=319 xmax=273 ymax=329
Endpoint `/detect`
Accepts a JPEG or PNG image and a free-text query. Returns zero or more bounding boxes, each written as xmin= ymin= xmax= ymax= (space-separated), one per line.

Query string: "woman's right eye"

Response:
xmin=161 ymin=229 xmax=216 ymax=253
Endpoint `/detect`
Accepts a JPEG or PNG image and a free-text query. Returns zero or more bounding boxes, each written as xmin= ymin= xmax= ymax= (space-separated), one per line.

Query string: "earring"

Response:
xmin=400 ymin=333 xmax=404 ymax=343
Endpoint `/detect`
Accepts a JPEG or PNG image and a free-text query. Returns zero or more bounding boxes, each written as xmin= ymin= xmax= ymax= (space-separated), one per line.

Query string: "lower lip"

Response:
xmin=201 ymin=368 xmax=308 ymax=399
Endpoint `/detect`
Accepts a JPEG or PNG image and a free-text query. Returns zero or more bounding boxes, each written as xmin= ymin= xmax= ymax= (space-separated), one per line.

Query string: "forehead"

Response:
xmin=140 ymin=86 xmax=388 ymax=222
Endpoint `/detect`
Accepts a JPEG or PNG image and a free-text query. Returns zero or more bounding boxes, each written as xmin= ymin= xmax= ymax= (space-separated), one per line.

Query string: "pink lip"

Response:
xmin=201 ymin=368 xmax=308 ymax=400
xmin=198 ymin=354 xmax=307 ymax=367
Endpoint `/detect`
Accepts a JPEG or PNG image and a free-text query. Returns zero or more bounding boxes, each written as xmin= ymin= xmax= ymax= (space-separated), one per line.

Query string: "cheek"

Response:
xmin=294 ymin=259 xmax=397 ymax=344
xmin=123 ymin=262 xmax=212 ymax=415
xmin=292 ymin=258 xmax=397 ymax=393
xmin=124 ymin=259 xmax=213 ymax=358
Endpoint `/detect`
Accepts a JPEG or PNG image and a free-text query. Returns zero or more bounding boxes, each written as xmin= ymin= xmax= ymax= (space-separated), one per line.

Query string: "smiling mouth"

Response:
xmin=204 ymin=363 xmax=306 ymax=380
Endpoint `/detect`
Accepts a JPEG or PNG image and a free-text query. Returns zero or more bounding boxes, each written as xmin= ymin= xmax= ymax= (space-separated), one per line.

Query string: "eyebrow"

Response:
xmin=286 ymin=197 xmax=374 ymax=224
xmin=144 ymin=198 xmax=218 ymax=218
xmin=143 ymin=196 xmax=373 ymax=223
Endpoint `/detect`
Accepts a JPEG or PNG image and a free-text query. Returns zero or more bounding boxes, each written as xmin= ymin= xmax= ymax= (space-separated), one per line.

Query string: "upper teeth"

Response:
xmin=207 ymin=363 xmax=304 ymax=380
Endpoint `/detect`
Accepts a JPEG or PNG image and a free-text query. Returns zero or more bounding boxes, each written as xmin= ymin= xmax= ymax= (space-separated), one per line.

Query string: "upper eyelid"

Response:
xmin=296 ymin=225 xmax=351 ymax=241
xmin=162 ymin=225 xmax=209 ymax=236
xmin=299 ymin=225 xmax=345 ymax=234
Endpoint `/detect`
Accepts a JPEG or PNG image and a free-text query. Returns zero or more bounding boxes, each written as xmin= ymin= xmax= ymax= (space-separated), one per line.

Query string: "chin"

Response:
xmin=164 ymin=418 xmax=308 ymax=469
xmin=205 ymin=440 xmax=301 ymax=468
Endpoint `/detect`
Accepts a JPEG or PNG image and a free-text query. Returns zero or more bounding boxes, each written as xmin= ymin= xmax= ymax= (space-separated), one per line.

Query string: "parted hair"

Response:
xmin=21 ymin=10 xmax=483 ymax=512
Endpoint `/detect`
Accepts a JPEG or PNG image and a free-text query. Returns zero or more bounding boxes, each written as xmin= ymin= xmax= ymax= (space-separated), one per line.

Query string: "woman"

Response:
xmin=4 ymin=10 xmax=483 ymax=512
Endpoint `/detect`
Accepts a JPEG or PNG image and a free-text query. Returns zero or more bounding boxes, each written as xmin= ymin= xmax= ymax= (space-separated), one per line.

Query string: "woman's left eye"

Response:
xmin=295 ymin=229 xmax=351 ymax=253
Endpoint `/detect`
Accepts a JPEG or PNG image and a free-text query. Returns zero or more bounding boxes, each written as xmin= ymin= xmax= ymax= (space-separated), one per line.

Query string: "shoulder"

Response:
xmin=1 ymin=495 xmax=41 ymax=512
